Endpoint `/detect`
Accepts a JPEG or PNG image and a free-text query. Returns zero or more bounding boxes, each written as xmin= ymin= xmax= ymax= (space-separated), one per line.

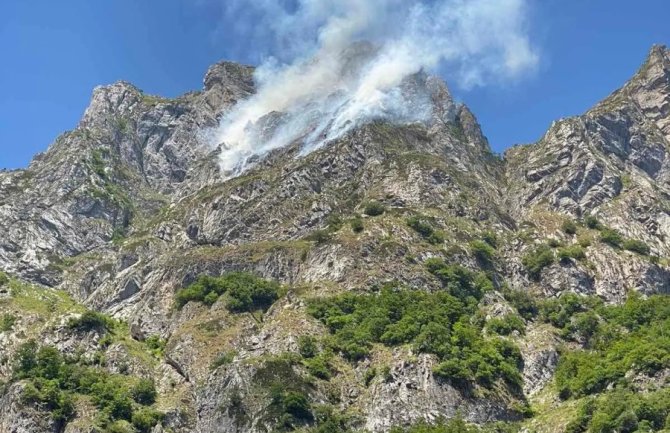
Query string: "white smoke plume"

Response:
xmin=208 ymin=0 xmax=538 ymax=177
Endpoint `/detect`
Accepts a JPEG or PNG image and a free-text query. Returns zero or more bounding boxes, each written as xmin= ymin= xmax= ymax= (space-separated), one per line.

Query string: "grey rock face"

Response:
xmin=1 ymin=46 xmax=670 ymax=432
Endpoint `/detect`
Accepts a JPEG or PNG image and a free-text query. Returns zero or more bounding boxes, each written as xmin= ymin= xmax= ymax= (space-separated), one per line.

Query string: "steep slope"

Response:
xmin=505 ymin=45 xmax=670 ymax=301
xmin=1 ymin=46 xmax=669 ymax=433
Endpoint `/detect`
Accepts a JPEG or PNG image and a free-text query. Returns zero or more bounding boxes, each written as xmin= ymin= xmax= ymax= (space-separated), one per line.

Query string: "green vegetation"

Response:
xmin=0 ymin=271 xmax=9 ymax=286
xmin=482 ymin=231 xmax=499 ymax=249
xmin=298 ymin=336 xmax=318 ymax=359
xmin=211 ymin=351 xmax=236 ymax=370
xmin=553 ymin=294 xmax=670 ymax=399
xmin=600 ymin=228 xmax=623 ymax=248
xmin=562 ymin=220 xmax=578 ymax=235
xmin=547 ymin=238 xmax=562 ymax=248
xmin=565 ymin=389 xmax=670 ymax=433
xmin=584 ymin=216 xmax=601 ymax=230
xmin=521 ymin=245 xmax=555 ymax=280
xmin=305 ymin=229 xmax=332 ymax=244
xmin=622 ymin=239 xmax=651 ymax=256
xmin=174 ymin=272 xmax=280 ymax=313
xmin=579 ymin=217 xmax=650 ymax=256
xmin=390 ymin=417 xmax=519 ymax=433
xmin=470 ymin=240 xmax=496 ymax=265
xmin=68 ymin=310 xmax=116 ymax=333
xmin=1 ymin=313 xmax=16 ymax=332
xmin=350 ymin=217 xmax=364 ymax=233
xmin=144 ymin=335 xmax=166 ymax=358
xmin=406 ymin=216 xmax=445 ymax=245
xmin=487 ymin=314 xmax=526 ymax=336
xmin=13 ymin=340 xmax=161 ymax=430
xmin=363 ymin=201 xmax=386 ymax=216
xmin=308 ymin=265 xmax=524 ymax=390
xmin=557 ymin=245 xmax=586 ymax=262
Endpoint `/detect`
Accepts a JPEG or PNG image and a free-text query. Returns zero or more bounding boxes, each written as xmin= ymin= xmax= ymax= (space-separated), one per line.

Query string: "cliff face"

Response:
xmin=1 ymin=46 xmax=669 ymax=433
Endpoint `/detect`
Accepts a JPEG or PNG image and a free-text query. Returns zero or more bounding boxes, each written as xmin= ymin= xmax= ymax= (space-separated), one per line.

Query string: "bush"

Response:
xmin=547 ymin=238 xmax=562 ymax=248
xmin=12 ymin=340 xmax=164 ymax=428
xmin=622 ymin=239 xmax=650 ymax=256
xmin=303 ymin=354 xmax=332 ymax=380
xmin=407 ymin=216 xmax=444 ymax=240
xmin=131 ymin=379 xmax=157 ymax=405
xmin=557 ymin=245 xmax=586 ymax=262
xmin=487 ymin=314 xmax=526 ymax=336
xmin=470 ymin=240 xmax=495 ymax=264
xmin=174 ymin=272 xmax=280 ymax=312
xmin=298 ymin=336 xmax=318 ymax=359
xmin=131 ymin=408 xmax=163 ymax=433
xmin=306 ymin=229 xmax=332 ymax=244
xmin=503 ymin=288 xmax=539 ymax=320
xmin=211 ymin=351 xmax=236 ymax=370
xmin=0 ymin=271 xmax=8 ymax=286
xmin=554 ymin=294 xmax=670 ymax=399
xmin=584 ymin=216 xmax=601 ymax=229
xmin=350 ymin=217 xmax=364 ymax=233
xmin=145 ymin=335 xmax=166 ymax=357
xmin=307 ymin=283 xmax=522 ymax=389
xmin=482 ymin=231 xmax=499 ymax=248
xmin=363 ymin=201 xmax=385 ymax=216
xmin=562 ymin=220 xmax=578 ymax=235
xmin=522 ymin=245 xmax=555 ymax=280
xmin=1 ymin=314 xmax=16 ymax=332
xmin=68 ymin=310 xmax=115 ymax=333
xmin=600 ymin=228 xmax=623 ymax=247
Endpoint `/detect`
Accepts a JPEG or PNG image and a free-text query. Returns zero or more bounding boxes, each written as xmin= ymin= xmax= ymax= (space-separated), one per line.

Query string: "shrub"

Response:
xmin=306 ymin=229 xmax=332 ymax=244
xmin=227 ymin=277 xmax=280 ymax=313
xmin=482 ymin=231 xmax=499 ymax=248
xmin=470 ymin=240 xmax=495 ymax=264
xmin=68 ymin=310 xmax=115 ymax=333
xmin=503 ymin=288 xmax=539 ymax=320
xmin=622 ymin=239 xmax=650 ymax=256
xmin=554 ymin=294 xmax=670 ymax=399
xmin=584 ymin=215 xmax=601 ymax=229
xmin=131 ymin=379 xmax=157 ymax=405
xmin=303 ymin=354 xmax=332 ymax=380
xmin=1 ymin=314 xmax=16 ymax=332
xmin=522 ymin=245 xmax=555 ymax=279
xmin=406 ymin=216 xmax=438 ymax=242
xmin=557 ymin=245 xmax=586 ymax=262
xmin=174 ymin=272 xmax=280 ymax=312
xmin=131 ymin=408 xmax=163 ymax=433
xmin=577 ymin=235 xmax=592 ymax=248
xmin=547 ymin=238 xmax=562 ymax=248
xmin=487 ymin=314 xmax=526 ymax=336
xmin=363 ymin=201 xmax=385 ymax=216
xmin=600 ymin=228 xmax=623 ymax=247
xmin=145 ymin=335 xmax=166 ymax=357
xmin=211 ymin=351 xmax=236 ymax=370
xmin=298 ymin=336 xmax=318 ymax=359
xmin=308 ymin=284 xmax=521 ymax=389
xmin=325 ymin=214 xmax=343 ymax=232
xmin=364 ymin=368 xmax=377 ymax=387
xmin=283 ymin=391 xmax=312 ymax=420
xmin=0 ymin=271 xmax=8 ymax=286
xmin=350 ymin=217 xmax=364 ymax=233
xmin=12 ymin=340 xmax=163 ymax=428
xmin=562 ymin=220 xmax=578 ymax=235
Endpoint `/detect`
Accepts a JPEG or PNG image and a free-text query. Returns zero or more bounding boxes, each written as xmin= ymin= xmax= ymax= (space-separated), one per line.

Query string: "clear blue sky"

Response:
xmin=1 ymin=0 xmax=669 ymax=169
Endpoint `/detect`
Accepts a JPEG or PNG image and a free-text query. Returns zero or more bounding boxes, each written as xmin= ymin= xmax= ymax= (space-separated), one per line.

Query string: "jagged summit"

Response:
xmin=1 ymin=45 xmax=670 ymax=433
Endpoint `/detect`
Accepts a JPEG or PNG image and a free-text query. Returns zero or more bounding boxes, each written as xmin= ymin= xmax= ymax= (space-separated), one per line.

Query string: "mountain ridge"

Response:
xmin=0 ymin=45 xmax=669 ymax=433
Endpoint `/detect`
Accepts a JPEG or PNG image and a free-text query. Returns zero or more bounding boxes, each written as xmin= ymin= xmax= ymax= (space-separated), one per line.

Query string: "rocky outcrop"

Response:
xmin=1 ymin=45 xmax=670 ymax=432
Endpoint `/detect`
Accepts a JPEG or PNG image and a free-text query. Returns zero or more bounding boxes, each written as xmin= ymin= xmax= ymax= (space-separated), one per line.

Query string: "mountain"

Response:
xmin=0 ymin=46 xmax=669 ymax=433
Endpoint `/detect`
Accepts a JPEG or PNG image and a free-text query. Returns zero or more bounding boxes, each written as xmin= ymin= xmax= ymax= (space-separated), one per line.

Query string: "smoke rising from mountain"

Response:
xmin=208 ymin=0 xmax=538 ymax=177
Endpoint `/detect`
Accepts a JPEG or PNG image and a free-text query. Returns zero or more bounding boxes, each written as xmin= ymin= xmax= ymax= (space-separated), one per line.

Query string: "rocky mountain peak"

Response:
xmin=2 ymin=44 xmax=670 ymax=433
